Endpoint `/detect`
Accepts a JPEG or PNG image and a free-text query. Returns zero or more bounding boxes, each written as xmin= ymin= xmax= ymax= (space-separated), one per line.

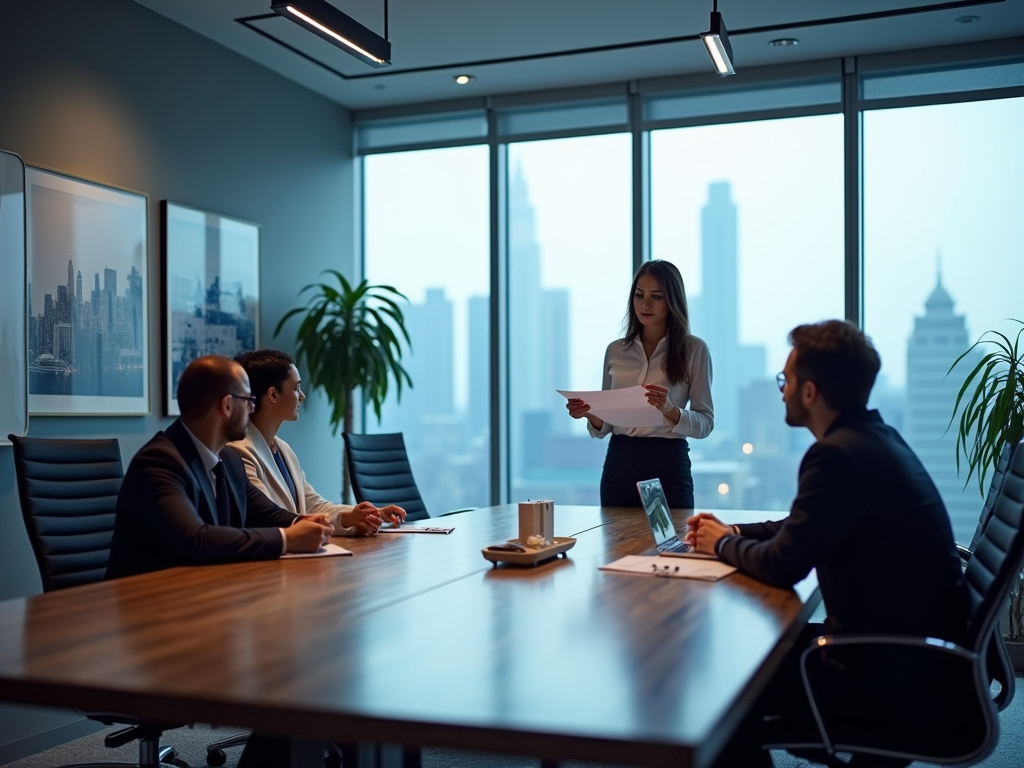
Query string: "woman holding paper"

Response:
xmin=565 ymin=260 xmax=714 ymax=508
xmin=228 ymin=349 xmax=406 ymax=535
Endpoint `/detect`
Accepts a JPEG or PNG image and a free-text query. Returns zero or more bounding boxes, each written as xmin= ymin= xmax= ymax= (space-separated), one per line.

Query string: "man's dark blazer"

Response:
xmin=106 ymin=419 xmax=298 ymax=580
xmin=717 ymin=408 xmax=967 ymax=642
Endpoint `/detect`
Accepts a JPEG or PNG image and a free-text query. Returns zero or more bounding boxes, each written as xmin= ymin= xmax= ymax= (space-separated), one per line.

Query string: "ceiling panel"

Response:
xmin=131 ymin=0 xmax=1024 ymax=109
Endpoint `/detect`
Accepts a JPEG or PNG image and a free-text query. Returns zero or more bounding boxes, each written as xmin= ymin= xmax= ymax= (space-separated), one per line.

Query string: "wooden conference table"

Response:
xmin=0 ymin=506 xmax=818 ymax=768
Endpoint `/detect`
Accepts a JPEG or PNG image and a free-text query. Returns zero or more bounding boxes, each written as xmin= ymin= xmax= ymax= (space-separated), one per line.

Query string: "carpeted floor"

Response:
xmin=5 ymin=683 xmax=1022 ymax=768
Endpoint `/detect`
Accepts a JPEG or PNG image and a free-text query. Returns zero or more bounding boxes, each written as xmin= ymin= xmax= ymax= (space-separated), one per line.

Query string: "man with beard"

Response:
xmin=686 ymin=320 xmax=967 ymax=767
xmin=107 ymin=355 xmax=331 ymax=580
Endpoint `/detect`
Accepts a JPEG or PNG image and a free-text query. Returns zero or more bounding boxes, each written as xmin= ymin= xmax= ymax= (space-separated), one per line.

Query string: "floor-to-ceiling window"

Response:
xmin=357 ymin=49 xmax=1024 ymax=515
xmin=363 ymin=145 xmax=491 ymax=513
xmin=650 ymin=115 xmax=845 ymax=510
xmin=863 ymin=96 xmax=1024 ymax=542
xmin=506 ymin=134 xmax=633 ymax=503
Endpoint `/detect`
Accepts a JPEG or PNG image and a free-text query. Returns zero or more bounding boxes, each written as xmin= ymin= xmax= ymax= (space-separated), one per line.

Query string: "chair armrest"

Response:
xmin=956 ymin=543 xmax=973 ymax=562
xmin=799 ymin=634 xmax=984 ymax=755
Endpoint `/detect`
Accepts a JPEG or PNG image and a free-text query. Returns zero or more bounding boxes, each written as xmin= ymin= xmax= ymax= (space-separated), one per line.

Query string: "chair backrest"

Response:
xmin=968 ymin=442 xmax=1014 ymax=553
xmin=342 ymin=432 xmax=429 ymax=521
xmin=8 ymin=434 xmax=123 ymax=592
xmin=963 ymin=441 xmax=1024 ymax=650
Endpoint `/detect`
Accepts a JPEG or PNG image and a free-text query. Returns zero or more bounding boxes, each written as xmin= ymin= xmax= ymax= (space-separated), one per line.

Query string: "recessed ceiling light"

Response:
xmin=454 ymin=74 xmax=474 ymax=85
xmin=769 ymin=38 xmax=799 ymax=47
xmin=954 ymin=14 xmax=981 ymax=23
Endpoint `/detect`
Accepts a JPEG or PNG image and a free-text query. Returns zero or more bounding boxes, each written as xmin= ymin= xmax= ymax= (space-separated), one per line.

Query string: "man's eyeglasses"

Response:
xmin=229 ymin=393 xmax=257 ymax=410
xmin=776 ymin=372 xmax=786 ymax=392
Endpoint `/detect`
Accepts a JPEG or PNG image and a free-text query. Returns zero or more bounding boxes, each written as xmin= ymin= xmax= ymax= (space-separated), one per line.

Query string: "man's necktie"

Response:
xmin=213 ymin=461 xmax=231 ymax=526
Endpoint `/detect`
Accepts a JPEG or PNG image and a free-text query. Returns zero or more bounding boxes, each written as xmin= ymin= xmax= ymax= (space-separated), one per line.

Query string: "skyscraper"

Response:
xmin=507 ymin=165 xmax=570 ymax=481
xmin=378 ymin=288 xmax=454 ymax=450
xmin=904 ymin=269 xmax=980 ymax=542
xmin=467 ymin=294 xmax=490 ymax=439
xmin=691 ymin=181 xmax=767 ymax=443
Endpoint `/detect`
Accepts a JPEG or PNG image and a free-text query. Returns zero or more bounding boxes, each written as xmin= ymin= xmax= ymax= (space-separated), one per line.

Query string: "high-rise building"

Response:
xmin=690 ymin=182 xmax=768 ymax=444
xmin=378 ymin=288 xmax=454 ymax=450
xmin=904 ymin=269 xmax=981 ymax=542
xmin=507 ymin=166 xmax=570 ymax=483
xmin=467 ymin=294 xmax=489 ymax=439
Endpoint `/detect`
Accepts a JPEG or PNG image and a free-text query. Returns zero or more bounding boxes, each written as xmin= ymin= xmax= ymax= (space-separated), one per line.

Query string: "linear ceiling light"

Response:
xmin=271 ymin=0 xmax=391 ymax=68
xmin=700 ymin=1 xmax=735 ymax=77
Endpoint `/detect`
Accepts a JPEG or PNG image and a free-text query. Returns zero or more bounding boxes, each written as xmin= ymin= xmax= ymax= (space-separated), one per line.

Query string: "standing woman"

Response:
xmin=566 ymin=260 xmax=713 ymax=508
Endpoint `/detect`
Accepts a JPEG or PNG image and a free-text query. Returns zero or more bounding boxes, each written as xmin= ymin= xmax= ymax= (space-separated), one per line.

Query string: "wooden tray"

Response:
xmin=481 ymin=536 xmax=577 ymax=566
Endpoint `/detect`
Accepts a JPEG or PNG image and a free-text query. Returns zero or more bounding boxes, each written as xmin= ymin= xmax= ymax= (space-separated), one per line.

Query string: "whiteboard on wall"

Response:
xmin=0 ymin=150 xmax=28 ymax=444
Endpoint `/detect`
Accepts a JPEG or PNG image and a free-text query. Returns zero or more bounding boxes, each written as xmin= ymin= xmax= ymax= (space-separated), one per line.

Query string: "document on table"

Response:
xmin=600 ymin=554 xmax=737 ymax=581
xmin=281 ymin=542 xmax=353 ymax=559
xmin=556 ymin=385 xmax=665 ymax=428
xmin=378 ymin=526 xmax=455 ymax=534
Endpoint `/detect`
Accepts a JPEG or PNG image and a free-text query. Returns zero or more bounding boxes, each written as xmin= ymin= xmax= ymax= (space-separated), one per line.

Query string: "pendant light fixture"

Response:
xmin=271 ymin=0 xmax=391 ymax=68
xmin=700 ymin=0 xmax=735 ymax=76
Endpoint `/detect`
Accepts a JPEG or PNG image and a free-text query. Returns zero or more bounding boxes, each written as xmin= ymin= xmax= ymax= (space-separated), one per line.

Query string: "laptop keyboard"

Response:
xmin=660 ymin=539 xmax=690 ymax=554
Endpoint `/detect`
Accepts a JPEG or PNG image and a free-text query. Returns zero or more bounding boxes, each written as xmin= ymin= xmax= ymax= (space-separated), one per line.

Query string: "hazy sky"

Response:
xmin=364 ymin=95 xmax=1023 ymax=407
xmin=166 ymin=206 xmax=260 ymax=308
xmin=28 ymin=172 xmax=146 ymax=313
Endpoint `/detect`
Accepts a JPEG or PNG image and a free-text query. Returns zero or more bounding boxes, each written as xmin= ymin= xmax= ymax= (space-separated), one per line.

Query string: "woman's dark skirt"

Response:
xmin=599 ymin=434 xmax=694 ymax=509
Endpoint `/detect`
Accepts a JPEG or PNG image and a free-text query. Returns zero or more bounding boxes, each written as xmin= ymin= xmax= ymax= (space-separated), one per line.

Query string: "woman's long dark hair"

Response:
xmin=622 ymin=260 xmax=692 ymax=385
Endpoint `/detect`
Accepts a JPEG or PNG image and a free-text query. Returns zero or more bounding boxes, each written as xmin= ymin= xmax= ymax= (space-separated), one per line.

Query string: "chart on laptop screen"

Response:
xmin=638 ymin=478 xmax=674 ymax=545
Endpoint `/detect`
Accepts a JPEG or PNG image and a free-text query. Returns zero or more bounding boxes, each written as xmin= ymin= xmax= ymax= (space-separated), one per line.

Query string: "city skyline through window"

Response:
xmin=364 ymin=145 xmax=491 ymax=514
xmin=650 ymin=115 xmax=845 ymax=510
xmin=864 ymin=96 xmax=1024 ymax=542
xmin=361 ymin=93 xmax=1022 ymax=536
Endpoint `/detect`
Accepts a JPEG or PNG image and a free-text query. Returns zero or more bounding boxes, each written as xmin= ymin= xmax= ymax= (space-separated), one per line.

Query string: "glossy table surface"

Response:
xmin=0 ymin=506 xmax=818 ymax=768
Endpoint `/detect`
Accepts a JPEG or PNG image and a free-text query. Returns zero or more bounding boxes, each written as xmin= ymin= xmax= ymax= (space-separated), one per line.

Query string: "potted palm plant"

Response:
xmin=275 ymin=270 xmax=411 ymax=503
xmin=949 ymin=318 xmax=1024 ymax=666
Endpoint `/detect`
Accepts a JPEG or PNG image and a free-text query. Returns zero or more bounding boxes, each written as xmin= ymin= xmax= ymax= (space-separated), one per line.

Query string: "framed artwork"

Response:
xmin=26 ymin=167 xmax=149 ymax=416
xmin=162 ymin=201 xmax=260 ymax=416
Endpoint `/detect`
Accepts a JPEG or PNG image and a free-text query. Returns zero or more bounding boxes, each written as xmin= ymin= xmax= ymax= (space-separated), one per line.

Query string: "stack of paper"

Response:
xmin=600 ymin=554 xmax=737 ymax=581
xmin=557 ymin=386 xmax=665 ymax=428
xmin=281 ymin=542 xmax=353 ymax=559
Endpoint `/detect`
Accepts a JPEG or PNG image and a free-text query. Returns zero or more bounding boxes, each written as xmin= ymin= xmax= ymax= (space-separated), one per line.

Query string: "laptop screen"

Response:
xmin=637 ymin=478 xmax=676 ymax=547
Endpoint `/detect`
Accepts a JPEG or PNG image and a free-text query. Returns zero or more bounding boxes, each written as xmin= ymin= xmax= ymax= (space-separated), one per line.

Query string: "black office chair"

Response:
xmin=8 ymin=434 xmax=188 ymax=768
xmin=954 ymin=442 xmax=1016 ymax=712
xmin=343 ymin=432 xmax=472 ymax=520
xmin=776 ymin=438 xmax=1024 ymax=767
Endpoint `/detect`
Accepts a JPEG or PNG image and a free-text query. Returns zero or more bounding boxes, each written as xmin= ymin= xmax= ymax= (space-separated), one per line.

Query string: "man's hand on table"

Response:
xmin=285 ymin=514 xmax=333 ymax=552
xmin=685 ymin=512 xmax=734 ymax=555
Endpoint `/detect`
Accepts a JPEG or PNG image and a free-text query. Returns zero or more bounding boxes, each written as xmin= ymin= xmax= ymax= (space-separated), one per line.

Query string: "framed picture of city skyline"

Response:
xmin=162 ymin=201 xmax=260 ymax=416
xmin=26 ymin=167 xmax=149 ymax=415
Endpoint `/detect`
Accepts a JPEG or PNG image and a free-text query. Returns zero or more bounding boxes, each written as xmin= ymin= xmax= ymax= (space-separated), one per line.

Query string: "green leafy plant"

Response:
xmin=948 ymin=320 xmax=1024 ymax=496
xmin=275 ymin=270 xmax=411 ymax=503
xmin=948 ymin=319 xmax=1024 ymax=644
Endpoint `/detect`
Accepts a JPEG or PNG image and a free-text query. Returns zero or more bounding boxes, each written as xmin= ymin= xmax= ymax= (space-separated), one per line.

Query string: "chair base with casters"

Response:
xmin=204 ymin=730 xmax=248 ymax=767
xmin=56 ymin=723 xmax=189 ymax=768
xmin=206 ymin=736 xmax=350 ymax=768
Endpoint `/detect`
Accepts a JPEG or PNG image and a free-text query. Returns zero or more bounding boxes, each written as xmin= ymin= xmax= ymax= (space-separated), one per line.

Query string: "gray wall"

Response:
xmin=0 ymin=0 xmax=354 ymax=756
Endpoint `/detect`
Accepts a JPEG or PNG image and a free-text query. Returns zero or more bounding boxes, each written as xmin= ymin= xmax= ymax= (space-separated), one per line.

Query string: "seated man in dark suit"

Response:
xmin=107 ymin=354 xmax=332 ymax=580
xmin=107 ymin=355 xmax=334 ymax=768
xmin=686 ymin=320 xmax=968 ymax=768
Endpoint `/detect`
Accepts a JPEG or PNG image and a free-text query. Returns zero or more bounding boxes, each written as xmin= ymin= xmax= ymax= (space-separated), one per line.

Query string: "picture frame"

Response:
xmin=162 ymin=201 xmax=260 ymax=416
xmin=26 ymin=167 xmax=149 ymax=416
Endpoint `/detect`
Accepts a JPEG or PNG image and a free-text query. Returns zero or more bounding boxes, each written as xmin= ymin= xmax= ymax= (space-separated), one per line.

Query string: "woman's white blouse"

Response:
xmin=587 ymin=335 xmax=714 ymax=440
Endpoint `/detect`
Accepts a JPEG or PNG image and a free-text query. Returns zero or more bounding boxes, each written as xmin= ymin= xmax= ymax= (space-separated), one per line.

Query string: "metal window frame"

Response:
xmin=355 ymin=37 xmax=1024 ymax=504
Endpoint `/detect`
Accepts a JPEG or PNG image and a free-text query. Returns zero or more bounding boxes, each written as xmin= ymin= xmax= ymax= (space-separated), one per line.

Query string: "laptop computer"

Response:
xmin=636 ymin=478 xmax=714 ymax=559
